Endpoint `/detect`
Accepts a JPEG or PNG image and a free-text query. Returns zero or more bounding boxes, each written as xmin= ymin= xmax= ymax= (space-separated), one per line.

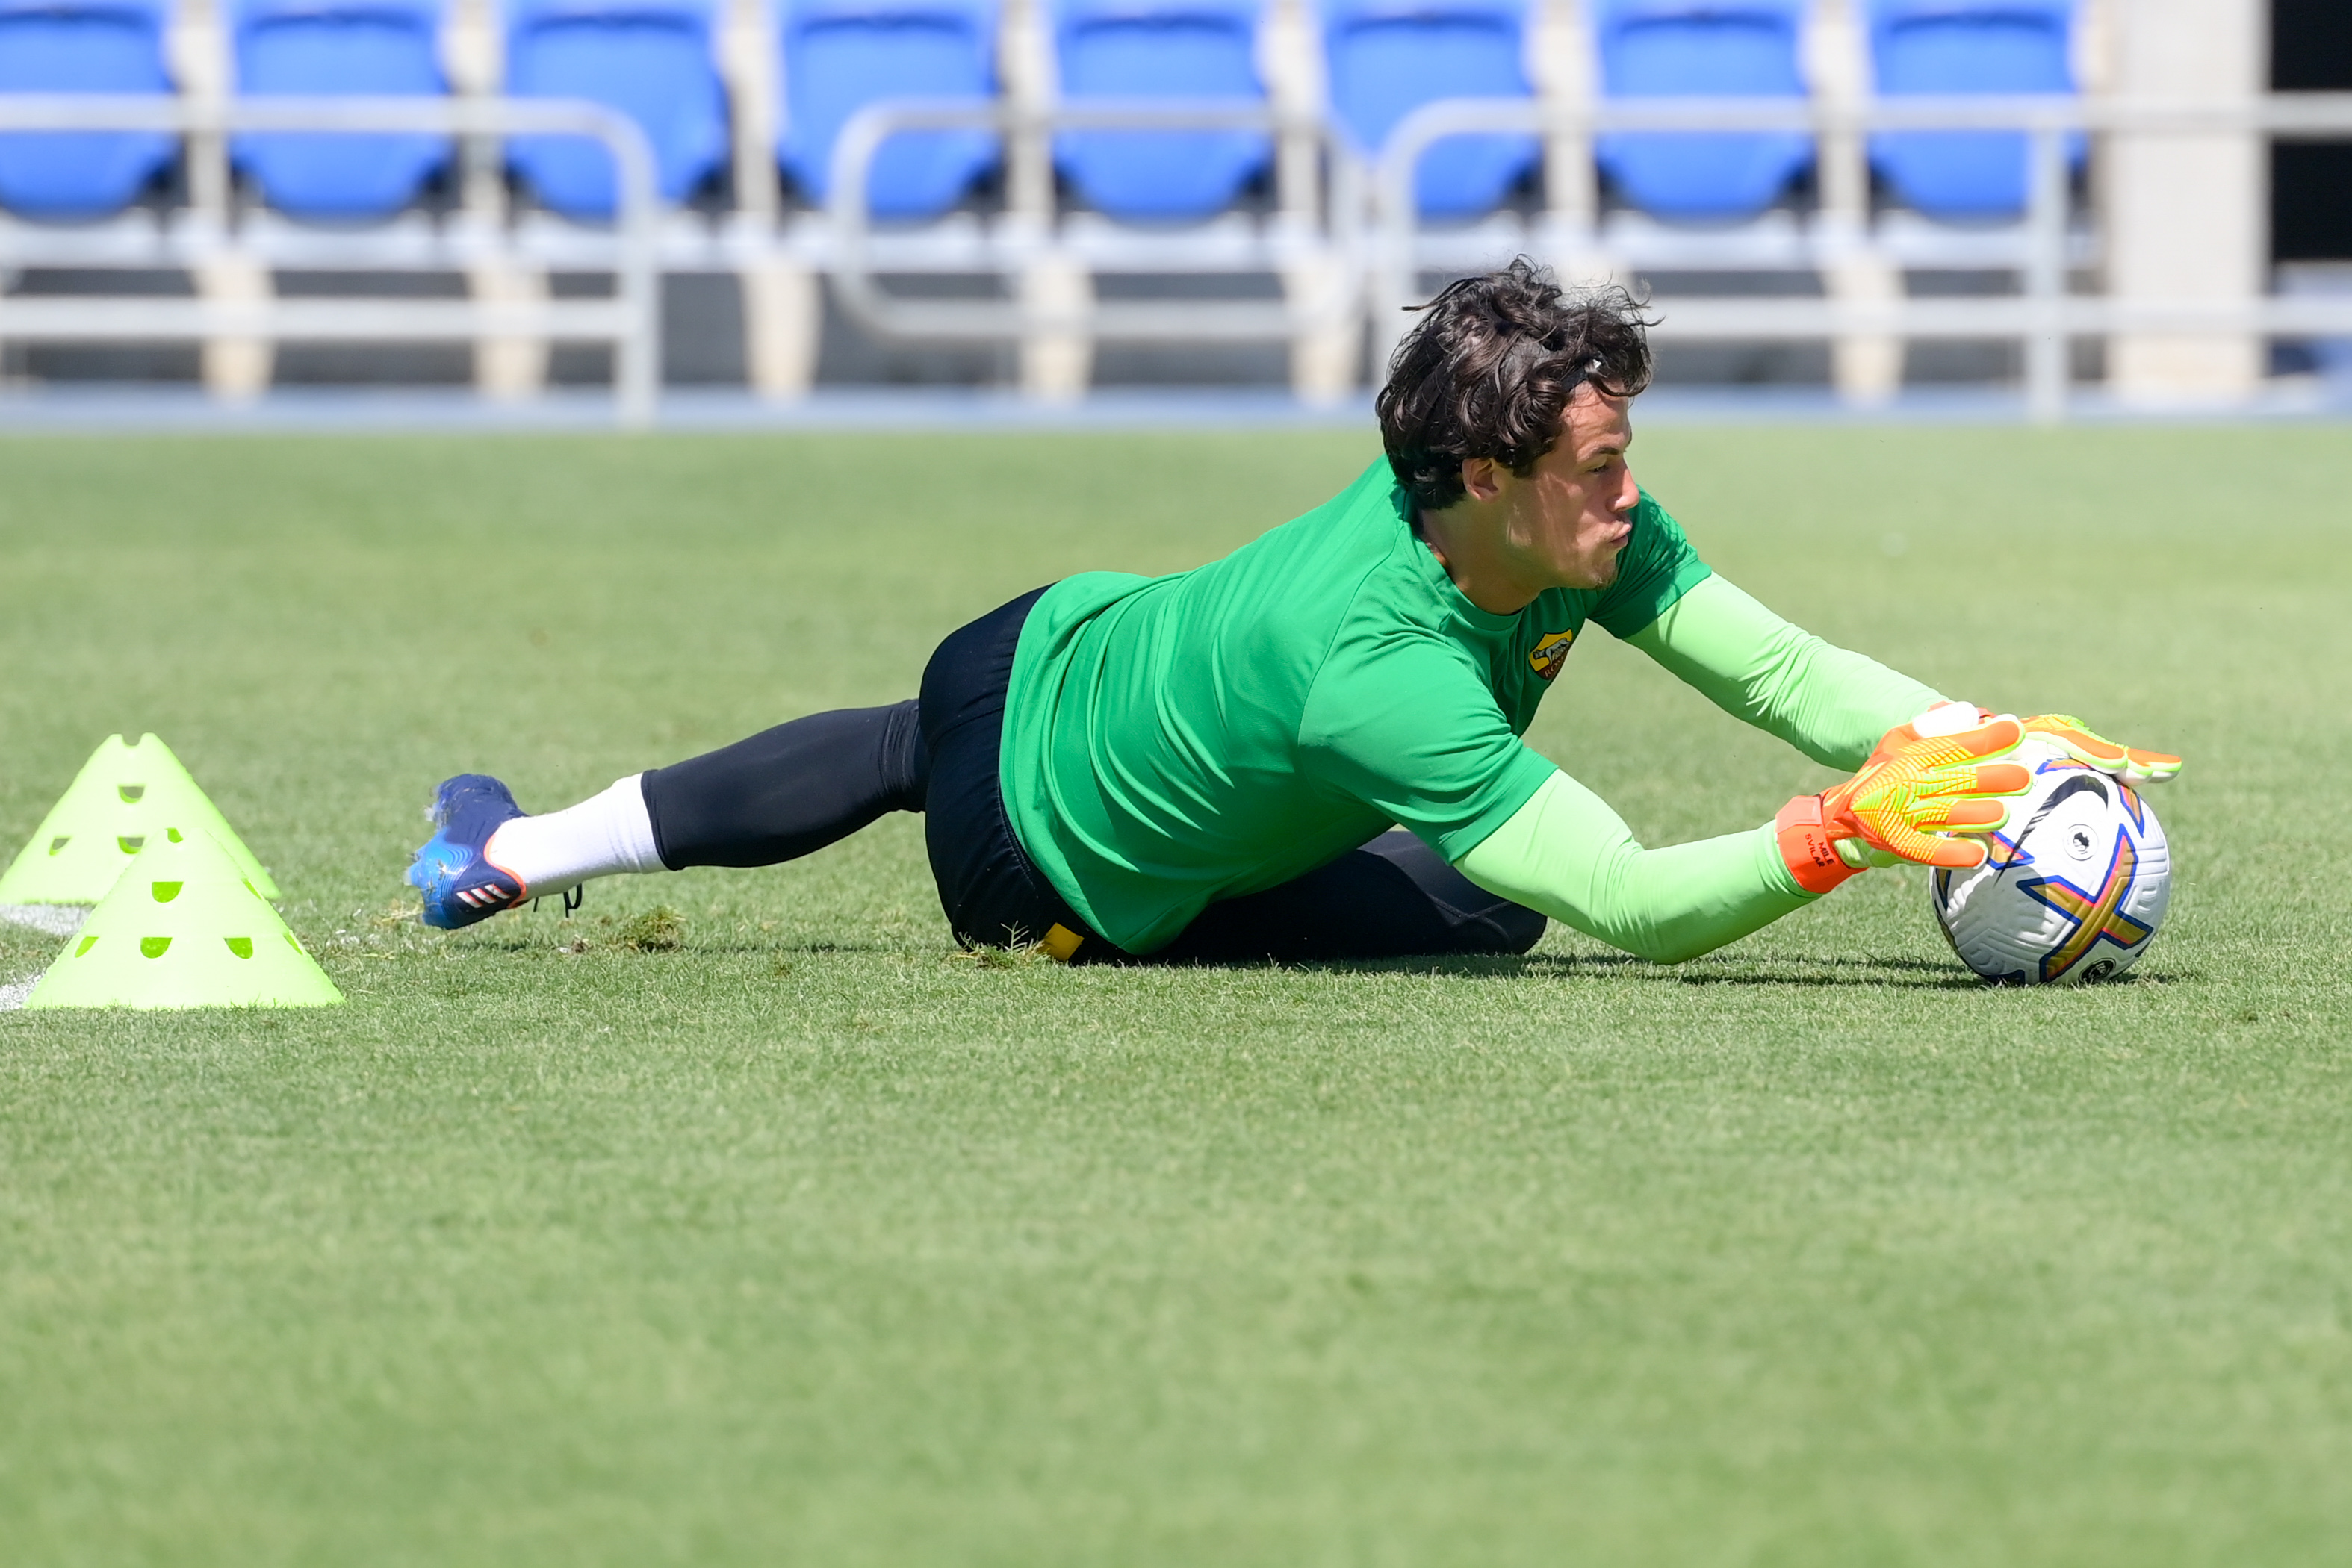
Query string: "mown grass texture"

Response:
xmin=0 ymin=425 xmax=2347 ymax=1566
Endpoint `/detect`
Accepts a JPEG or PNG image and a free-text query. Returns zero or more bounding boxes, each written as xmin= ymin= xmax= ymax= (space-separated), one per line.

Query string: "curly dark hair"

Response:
xmin=1376 ymin=258 xmax=1655 ymax=514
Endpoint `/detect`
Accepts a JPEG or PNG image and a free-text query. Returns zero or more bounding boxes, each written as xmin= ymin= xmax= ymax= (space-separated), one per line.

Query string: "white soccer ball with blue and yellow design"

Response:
xmin=1929 ymin=735 xmax=2171 ymax=986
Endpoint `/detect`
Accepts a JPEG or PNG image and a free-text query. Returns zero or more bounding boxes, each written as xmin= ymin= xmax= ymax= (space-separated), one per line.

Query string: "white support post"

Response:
xmin=441 ymin=0 xmax=505 ymax=225
xmin=1261 ymin=0 xmax=1321 ymax=228
xmin=740 ymin=261 xmax=819 ymax=396
xmin=472 ymin=259 xmax=551 ymax=398
xmin=1018 ymin=255 xmax=1092 ymax=403
xmin=1282 ymin=252 xmax=1357 ymax=405
xmin=196 ymin=253 xmax=273 ymax=398
xmin=174 ymin=0 xmax=273 ymax=398
xmin=1265 ymin=0 xmax=1355 ymax=402
xmin=2103 ymin=0 xmax=2265 ymax=404
xmin=2023 ymin=123 xmax=2070 ymax=420
xmin=722 ymin=0 xmax=817 ymax=396
xmin=1809 ymin=0 xmax=1900 ymax=405
xmin=2071 ymin=0 xmax=2115 ymax=96
xmin=1528 ymin=0 xmax=1613 ymax=287
xmin=445 ymin=0 xmax=549 ymax=399
xmin=1003 ymin=0 xmax=1089 ymax=399
xmin=1000 ymin=0 xmax=1055 ymax=231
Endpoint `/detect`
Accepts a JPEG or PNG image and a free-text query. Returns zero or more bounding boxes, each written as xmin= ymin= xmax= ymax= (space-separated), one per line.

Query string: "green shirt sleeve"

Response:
xmin=1455 ymin=769 xmax=1816 ymax=964
xmin=1624 ymin=573 xmax=1943 ymax=772
xmin=1297 ymin=635 xmax=1560 ymax=865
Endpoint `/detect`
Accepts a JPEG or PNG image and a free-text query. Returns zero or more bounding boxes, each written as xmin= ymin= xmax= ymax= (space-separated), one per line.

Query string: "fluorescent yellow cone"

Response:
xmin=25 ymin=827 xmax=341 ymax=1009
xmin=0 ymin=734 xmax=279 ymax=904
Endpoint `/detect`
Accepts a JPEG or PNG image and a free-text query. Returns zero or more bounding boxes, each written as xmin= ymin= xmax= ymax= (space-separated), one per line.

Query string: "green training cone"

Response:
xmin=0 ymin=733 xmax=279 ymax=904
xmin=25 ymin=827 xmax=341 ymax=1010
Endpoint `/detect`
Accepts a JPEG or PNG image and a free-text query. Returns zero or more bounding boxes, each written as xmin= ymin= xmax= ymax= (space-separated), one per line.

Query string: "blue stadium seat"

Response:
xmin=1321 ymin=0 xmax=1536 ymax=220
xmin=1052 ymin=0 xmax=1266 ymax=223
xmin=506 ymin=0 xmax=727 ymax=219
xmin=232 ymin=0 xmax=450 ymax=219
xmin=1867 ymin=0 xmax=2079 ymax=220
xmin=776 ymin=0 xmax=997 ymax=220
xmin=1593 ymin=0 xmax=1811 ymax=222
xmin=0 ymin=0 xmax=176 ymax=218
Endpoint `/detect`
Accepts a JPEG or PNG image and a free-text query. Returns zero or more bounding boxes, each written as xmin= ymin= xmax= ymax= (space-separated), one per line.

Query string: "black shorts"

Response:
xmin=919 ymin=590 xmax=1545 ymax=965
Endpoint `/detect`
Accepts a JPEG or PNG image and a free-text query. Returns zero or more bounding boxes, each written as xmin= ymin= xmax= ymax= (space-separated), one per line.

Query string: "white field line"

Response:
xmin=0 ymin=905 xmax=87 ymax=938
xmin=0 ymin=907 xmax=80 ymax=1010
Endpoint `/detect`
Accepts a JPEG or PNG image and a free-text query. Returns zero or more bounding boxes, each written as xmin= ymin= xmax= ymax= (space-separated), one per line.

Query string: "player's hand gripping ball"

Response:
xmin=1824 ymin=711 xmax=2036 ymax=868
xmin=1930 ymin=732 xmax=2176 ymax=986
xmin=1775 ymin=707 xmax=2035 ymax=892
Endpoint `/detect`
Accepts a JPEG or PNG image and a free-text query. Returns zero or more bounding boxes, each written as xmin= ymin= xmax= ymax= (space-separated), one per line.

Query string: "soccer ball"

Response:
xmin=1929 ymin=736 xmax=2171 ymax=986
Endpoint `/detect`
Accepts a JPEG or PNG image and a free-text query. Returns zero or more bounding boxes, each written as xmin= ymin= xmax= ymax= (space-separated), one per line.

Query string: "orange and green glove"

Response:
xmin=1775 ymin=713 xmax=2033 ymax=894
xmin=2020 ymin=714 xmax=2182 ymax=785
xmin=1901 ymin=704 xmax=2182 ymax=785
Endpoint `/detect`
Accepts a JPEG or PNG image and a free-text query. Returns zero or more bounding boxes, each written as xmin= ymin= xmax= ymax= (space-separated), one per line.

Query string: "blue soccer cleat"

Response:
xmin=407 ymin=774 xmax=531 ymax=930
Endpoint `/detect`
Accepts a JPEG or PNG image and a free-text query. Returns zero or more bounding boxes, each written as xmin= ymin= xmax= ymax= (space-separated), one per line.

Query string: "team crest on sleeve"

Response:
xmin=1527 ymin=629 xmax=1575 ymax=681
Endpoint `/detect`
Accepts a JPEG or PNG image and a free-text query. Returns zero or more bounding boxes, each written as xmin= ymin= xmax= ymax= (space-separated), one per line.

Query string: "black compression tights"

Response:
xmin=640 ymin=700 xmax=928 ymax=870
xmin=634 ymin=697 xmax=1542 ymax=963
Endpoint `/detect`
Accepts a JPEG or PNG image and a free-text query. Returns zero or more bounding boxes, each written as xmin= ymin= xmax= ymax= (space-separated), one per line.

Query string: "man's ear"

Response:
xmin=1459 ymin=456 xmax=1504 ymax=504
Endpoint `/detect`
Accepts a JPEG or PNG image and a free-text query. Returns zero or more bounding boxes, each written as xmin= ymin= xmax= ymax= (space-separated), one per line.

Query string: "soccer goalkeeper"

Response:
xmin=407 ymin=260 xmax=2179 ymax=965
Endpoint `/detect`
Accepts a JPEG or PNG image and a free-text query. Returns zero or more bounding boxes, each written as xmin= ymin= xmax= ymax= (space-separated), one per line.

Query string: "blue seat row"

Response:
xmin=0 ymin=0 xmax=178 ymax=215
xmin=1055 ymin=0 xmax=1265 ymax=223
xmin=1598 ymin=0 xmax=2080 ymax=221
xmin=781 ymin=0 xmax=999 ymax=217
xmin=236 ymin=0 xmax=450 ymax=218
xmin=1867 ymin=0 xmax=2083 ymax=217
xmin=1597 ymin=0 xmax=1814 ymax=220
xmin=1326 ymin=0 xmax=1536 ymax=220
xmin=0 ymin=0 xmax=2082 ymax=225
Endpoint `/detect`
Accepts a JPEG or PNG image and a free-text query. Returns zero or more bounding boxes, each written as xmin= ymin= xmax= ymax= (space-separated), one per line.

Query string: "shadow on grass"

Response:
xmin=445 ymin=925 xmax=918 ymax=959
xmin=436 ymin=923 xmax=2191 ymax=991
xmin=1219 ymin=951 xmax=1986 ymax=988
xmin=1141 ymin=950 xmax=2189 ymax=990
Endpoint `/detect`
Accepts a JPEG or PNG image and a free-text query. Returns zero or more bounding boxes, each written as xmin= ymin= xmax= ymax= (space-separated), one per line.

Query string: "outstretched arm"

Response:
xmin=1455 ymin=771 xmax=1813 ymax=965
xmin=1628 ymin=573 xmax=2186 ymax=787
xmin=1455 ymin=715 xmax=2038 ymax=965
xmin=1625 ymin=573 xmax=1940 ymax=771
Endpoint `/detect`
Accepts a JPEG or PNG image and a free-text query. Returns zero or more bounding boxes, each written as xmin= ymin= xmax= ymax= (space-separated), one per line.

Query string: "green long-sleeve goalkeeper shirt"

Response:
xmin=1001 ymin=460 xmax=1939 ymax=958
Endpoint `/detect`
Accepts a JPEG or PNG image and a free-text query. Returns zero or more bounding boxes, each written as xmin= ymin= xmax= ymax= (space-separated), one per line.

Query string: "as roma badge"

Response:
xmin=1528 ymin=629 xmax=1576 ymax=682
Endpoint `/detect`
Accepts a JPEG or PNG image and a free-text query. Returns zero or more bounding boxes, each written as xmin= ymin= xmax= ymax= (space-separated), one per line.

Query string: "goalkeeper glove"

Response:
xmin=1775 ymin=713 xmax=2032 ymax=894
xmin=2020 ymin=714 xmax=2182 ymax=785
xmin=1908 ymin=702 xmax=2182 ymax=785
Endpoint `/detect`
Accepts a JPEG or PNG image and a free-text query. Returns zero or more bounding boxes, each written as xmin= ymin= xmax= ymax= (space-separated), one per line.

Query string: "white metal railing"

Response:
xmin=0 ymin=95 xmax=661 ymax=423
xmin=1377 ymin=93 xmax=2352 ymax=421
xmin=4 ymin=93 xmax=2352 ymax=414
xmin=824 ymin=99 xmax=1365 ymax=342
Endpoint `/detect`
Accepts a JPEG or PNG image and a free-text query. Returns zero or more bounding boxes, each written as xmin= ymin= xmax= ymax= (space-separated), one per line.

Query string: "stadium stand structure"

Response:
xmin=1052 ymin=0 xmax=1270 ymax=222
xmin=504 ymin=0 xmax=729 ymax=216
xmin=0 ymin=0 xmax=2341 ymax=413
xmin=776 ymin=0 xmax=999 ymax=217
xmin=1321 ymin=0 xmax=1536 ymax=219
xmin=230 ymin=0 xmax=451 ymax=219
xmin=1592 ymin=0 xmax=1812 ymax=220
xmin=1865 ymin=0 xmax=2081 ymax=218
xmin=2272 ymin=0 xmax=2352 ymax=385
xmin=0 ymin=0 xmax=176 ymax=217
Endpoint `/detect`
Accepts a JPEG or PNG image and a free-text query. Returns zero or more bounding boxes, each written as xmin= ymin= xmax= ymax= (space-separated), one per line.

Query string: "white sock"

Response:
xmin=483 ymin=775 xmax=665 ymax=896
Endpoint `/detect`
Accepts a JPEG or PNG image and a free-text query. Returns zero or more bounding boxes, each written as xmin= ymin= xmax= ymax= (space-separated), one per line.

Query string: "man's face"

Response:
xmin=1468 ymin=385 xmax=1639 ymax=594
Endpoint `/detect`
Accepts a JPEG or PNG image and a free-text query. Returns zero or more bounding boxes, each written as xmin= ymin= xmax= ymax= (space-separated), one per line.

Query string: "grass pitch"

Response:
xmin=1 ymin=423 xmax=2348 ymax=1565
